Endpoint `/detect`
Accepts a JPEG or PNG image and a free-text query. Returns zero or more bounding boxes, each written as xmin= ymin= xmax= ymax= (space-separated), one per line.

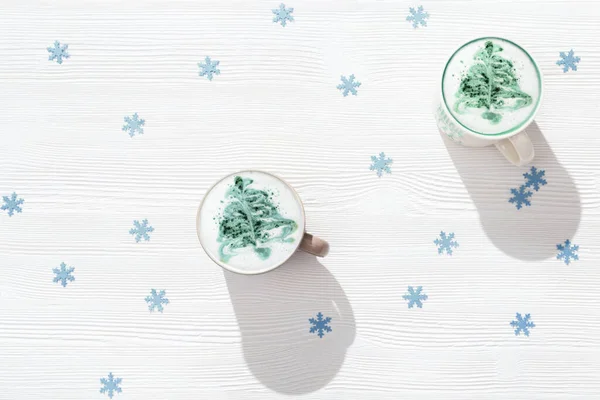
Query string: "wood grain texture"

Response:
xmin=1 ymin=0 xmax=600 ymax=398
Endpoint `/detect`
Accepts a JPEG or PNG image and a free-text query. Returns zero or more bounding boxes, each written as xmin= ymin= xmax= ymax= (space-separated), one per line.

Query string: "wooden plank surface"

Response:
xmin=1 ymin=0 xmax=599 ymax=398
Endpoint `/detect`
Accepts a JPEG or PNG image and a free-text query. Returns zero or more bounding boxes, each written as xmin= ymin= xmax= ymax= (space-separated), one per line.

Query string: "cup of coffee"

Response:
xmin=196 ymin=171 xmax=329 ymax=275
xmin=435 ymin=37 xmax=543 ymax=166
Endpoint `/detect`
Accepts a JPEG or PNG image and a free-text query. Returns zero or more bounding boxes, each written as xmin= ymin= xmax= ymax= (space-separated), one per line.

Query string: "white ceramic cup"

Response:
xmin=434 ymin=37 xmax=543 ymax=166
xmin=196 ymin=170 xmax=329 ymax=275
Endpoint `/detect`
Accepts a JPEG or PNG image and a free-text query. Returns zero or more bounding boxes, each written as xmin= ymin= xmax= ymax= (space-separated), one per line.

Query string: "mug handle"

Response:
xmin=299 ymin=233 xmax=329 ymax=257
xmin=494 ymin=130 xmax=535 ymax=166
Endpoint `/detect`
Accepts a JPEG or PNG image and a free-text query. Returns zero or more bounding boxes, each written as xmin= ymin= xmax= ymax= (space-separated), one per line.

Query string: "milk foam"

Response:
xmin=443 ymin=38 xmax=541 ymax=135
xmin=198 ymin=171 xmax=304 ymax=274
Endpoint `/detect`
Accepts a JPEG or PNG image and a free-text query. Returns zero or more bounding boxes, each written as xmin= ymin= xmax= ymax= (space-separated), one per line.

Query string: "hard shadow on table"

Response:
xmin=224 ymin=252 xmax=355 ymax=394
xmin=443 ymin=122 xmax=581 ymax=261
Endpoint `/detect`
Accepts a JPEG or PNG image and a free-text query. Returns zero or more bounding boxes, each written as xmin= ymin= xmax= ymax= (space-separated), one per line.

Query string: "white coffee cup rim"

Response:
xmin=440 ymin=36 xmax=544 ymax=139
xmin=196 ymin=170 xmax=307 ymax=275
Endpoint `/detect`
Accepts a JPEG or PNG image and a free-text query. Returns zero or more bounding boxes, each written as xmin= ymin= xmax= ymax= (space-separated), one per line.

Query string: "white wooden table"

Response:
xmin=1 ymin=0 xmax=599 ymax=398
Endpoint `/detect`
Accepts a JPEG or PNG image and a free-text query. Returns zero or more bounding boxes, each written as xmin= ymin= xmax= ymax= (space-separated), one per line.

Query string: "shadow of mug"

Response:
xmin=443 ymin=122 xmax=581 ymax=260
xmin=224 ymin=252 xmax=355 ymax=394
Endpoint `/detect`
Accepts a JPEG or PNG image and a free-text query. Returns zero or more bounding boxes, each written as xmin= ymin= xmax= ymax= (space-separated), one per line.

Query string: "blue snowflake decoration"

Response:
xmin=272 ymin=3 xmax=294 ymax=27
xmin=100 ymin=372 xmax=122 ymax=399
xmin=556 ymin=239 xmax=579 ymax=265
xmin=1 ymin=192 xmax=24 ymax=217
xmin=509 ymin=185 xmax=533 ymax=210
xmin=47 ymin=40 xmax=70 ymax=64
xmin=523 ymin=166 xmax=547 ymax=191
xmin=510 ymin=313 xmax=535 ymax=336
xmin=198 ymin=56 xmax=221 ymax=81
xmin=122 ymin=113 xmax=145 ymax=137
xmin=145 ymin=289 xmax=169 ymax=312
xmin=557 ymin=50 xmax=580 ymax=73
xmin=434 ymin=231 xmax=459 ymax=255
xmin=52 ymin=262 xmax=75 ymax=287
xmin=403 ymin=286 xmax=428 ymax=308
xmin=337 ymin=74 xmax=361 ymax=97
xmin=129 ymin=219 xmax=154 ymax=242
xmin=309 ymin=312 xmax=332 ymax=338
xmin=406 ymin=6 xmax=429 ymax=28
xmin=369 ymin=152 xmax=393 ymax=177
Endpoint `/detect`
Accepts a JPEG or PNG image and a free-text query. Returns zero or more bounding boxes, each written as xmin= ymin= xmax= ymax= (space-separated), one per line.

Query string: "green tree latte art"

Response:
xmin=454 ymin=41 xmax=532 ymax=125
xmin=217 ymin=176 xmax=298 ymax=262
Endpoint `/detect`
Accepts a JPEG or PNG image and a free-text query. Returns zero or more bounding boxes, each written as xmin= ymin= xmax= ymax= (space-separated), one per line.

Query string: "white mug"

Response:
xmin=196 ymin=170 xmax=329 ymax=275
xmin=434 ymin=37 xmax=543 ymax=166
